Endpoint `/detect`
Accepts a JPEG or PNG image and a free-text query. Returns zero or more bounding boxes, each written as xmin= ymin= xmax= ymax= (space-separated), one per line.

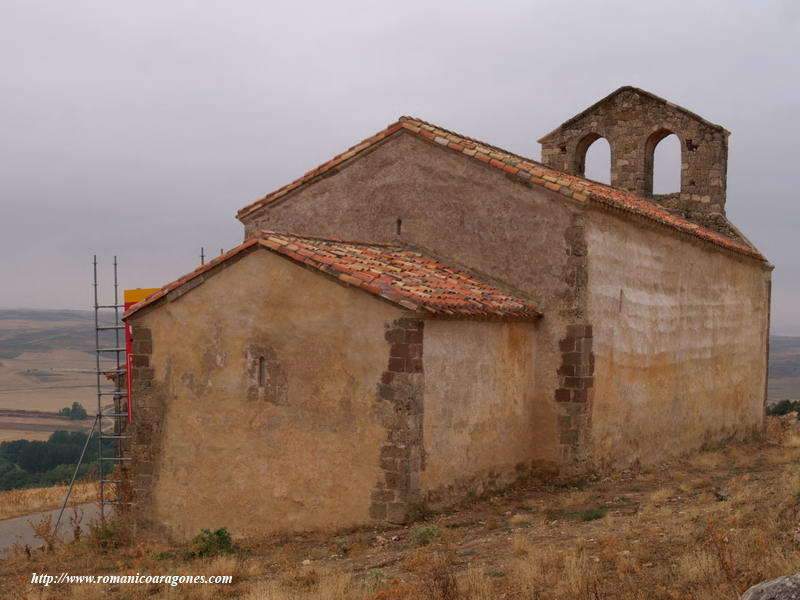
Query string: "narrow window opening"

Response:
xmin=583 ymin=137 xmax=611 ymax=185
xmin=652 ymin=133 xmax=681 ymax=194
xmin=258 ymin=356 xmax=267 ymax=387
xmin=396 ymin=218 xmax=403 ymax=235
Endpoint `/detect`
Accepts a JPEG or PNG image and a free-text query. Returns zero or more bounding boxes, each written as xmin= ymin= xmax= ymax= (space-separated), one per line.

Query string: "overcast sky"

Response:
xmin=1 ymin=1 xmax=798 ymax=334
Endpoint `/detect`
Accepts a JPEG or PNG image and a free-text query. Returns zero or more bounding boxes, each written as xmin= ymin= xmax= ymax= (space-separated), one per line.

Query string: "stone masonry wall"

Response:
xmin=540 ymin=87 xmax=729 ymax=226
xmin=555 ymin=324 xmax=594 ymax=462
xmin=126 ymin=324 xmax=163 ymax=530
xmin=371 ymin=317 xmax=425 ymax=524
xmin=555 ymin=216 xmax=593 ymax=463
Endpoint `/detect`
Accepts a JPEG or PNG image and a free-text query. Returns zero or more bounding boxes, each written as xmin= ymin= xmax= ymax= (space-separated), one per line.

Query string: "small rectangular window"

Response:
xmin=258 ymin=356 xmax=267 ymax=387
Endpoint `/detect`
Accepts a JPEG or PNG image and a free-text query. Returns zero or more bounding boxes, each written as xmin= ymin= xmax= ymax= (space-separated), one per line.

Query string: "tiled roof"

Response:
xmin=236 ymin=116 xmax=764 ymax=262
xmin=123 ymin=233 xmax=541 ymax=320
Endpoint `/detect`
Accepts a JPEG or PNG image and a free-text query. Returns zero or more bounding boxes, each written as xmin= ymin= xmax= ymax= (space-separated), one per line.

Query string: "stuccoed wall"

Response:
xmin=240 ymin=131 xmax=586 ymax=465
xmin=585 ymin=207 xmax=770 ymax=467
xmin=127 ymin=247 xmax=553 ymax=538
xmin=128 ymin=250 xmax=398 ymax=540
xmin=420 ymin=319 xmax=543 ymax=507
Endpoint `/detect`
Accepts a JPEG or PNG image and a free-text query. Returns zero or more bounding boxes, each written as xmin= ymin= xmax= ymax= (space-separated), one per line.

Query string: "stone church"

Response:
xmin=123 ymin=87 xmax=772 ymax=540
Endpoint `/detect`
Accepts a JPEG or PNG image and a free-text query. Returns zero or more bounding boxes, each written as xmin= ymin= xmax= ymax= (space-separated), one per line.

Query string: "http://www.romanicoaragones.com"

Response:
xmin=31 ymin=572 xmax=233 ymax=587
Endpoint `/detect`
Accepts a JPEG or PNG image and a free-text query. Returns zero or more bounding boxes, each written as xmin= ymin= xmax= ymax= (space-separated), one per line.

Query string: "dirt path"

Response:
xmin=0 ymin=503 xmax=99 ymax=558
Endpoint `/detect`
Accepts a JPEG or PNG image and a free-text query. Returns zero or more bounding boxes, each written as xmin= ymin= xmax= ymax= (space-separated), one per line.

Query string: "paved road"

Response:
xmin=0 ymin=503 xmax=101 ymax=557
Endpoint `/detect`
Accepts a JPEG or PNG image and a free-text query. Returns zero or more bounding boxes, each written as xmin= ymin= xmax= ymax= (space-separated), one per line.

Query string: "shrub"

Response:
xmin=191 ymin=528 xmax=233 ymax=557
xmin=408 ymin=524 xmax=445 ymax=547
xmin=546 ymin=507 xmax=608 ymax=522
xmin=768 ymin=400 xmax=800 ymax=417
xmin=89 ymin=519 xmax=130 ymax=551
xmin=407 ymin=548 xmax=459 ymax=599
xmin=577 ymin=507 xmax=607 ymax=521
xmin=334 ymin=536 xmax=350 ymax=554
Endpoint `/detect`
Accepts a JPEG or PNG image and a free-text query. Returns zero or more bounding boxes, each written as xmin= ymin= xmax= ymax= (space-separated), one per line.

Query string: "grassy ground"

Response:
xmin=3 ymin=429 xmax=800 ymax=600
xmin=0 ymin=482 xmax=97 ymax=521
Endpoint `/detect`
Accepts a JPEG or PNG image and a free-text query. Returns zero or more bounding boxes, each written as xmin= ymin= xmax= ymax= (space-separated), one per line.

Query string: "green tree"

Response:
xmin=69 ymin=402 xmax=88 ymax=420
xmin=0 ymin=468 xmax=32 ymax=490
xmin=48 ymin=430 xmax=72 ymax=444
xmin=57 ymin=402 xmax=88 ymax=420
xmin=0 ymin=439 xmax=29 ymax=463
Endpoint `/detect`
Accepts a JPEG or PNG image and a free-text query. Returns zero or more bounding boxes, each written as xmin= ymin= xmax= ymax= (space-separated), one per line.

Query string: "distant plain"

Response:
xmin=0 ymin=310 xmax=116 ymax=440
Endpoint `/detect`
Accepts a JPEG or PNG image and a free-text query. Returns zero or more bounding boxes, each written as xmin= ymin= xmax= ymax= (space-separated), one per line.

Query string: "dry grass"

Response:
xmin=0 ymin=430 xmax=53 ymax=442
xmin=508 ymin=512 xmax=534 ymax=527
xmin=647 ymin=487 xmax=674 ymax=504
xmin=241 ymin=569 xmax=381 ymax=600
xmin=3 ymin=434 xmax=800 ymax=599
xmin=0 ymin=481 xmax=96 ymax=521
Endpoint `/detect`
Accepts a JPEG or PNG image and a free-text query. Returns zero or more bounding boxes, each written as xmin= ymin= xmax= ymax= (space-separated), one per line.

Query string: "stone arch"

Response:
xmin=573 ymin=133 xmax=611 ymax=184
xmin=538 ymin=87 xmax=729 ymax=214
xmin=644 ymin=128 xmax=683 ymax=196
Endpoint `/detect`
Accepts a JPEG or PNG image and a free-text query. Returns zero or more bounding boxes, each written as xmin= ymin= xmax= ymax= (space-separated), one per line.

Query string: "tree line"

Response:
xmin=0 ymin=430 xmax=114 ymax=491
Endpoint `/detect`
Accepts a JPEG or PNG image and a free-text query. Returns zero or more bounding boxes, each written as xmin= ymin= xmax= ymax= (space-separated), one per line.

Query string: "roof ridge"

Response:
xmin=124 ymin=233 xmax=542 ymax=320
xmin=399 ymin=116 xmax=547 ymax=166
xmin=237 ymin=115 xmax=764 ymax=263
xmin=398 ymin=115 xmax=643 ymax=202
xmin=261 ymin=229 xmax=402 ymax=249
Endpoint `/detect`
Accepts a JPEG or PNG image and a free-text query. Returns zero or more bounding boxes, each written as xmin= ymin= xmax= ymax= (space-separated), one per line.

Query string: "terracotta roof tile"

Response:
xmin=124 ymin=232 xmax=541 ymax=320
xmin=236 ymin=116 xmax=764 ymax=262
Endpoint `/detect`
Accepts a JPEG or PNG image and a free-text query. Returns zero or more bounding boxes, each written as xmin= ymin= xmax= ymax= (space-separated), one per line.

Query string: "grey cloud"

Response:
xmin=1 ymin=0 xmax=797 ymax=332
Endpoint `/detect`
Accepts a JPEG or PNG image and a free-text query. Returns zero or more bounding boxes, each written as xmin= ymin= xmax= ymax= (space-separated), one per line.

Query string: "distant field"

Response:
xmin=0 ymin=348 xmax=114 ymax=412
xmin=0 ymin=430 xmax=51 ymax=442
xmin=770 ymin=336 xmax=800 ymax=401
xmin=0 ymin=309 xmax=117 ymax=413
xmin=0 ymin=409 xmax=95 ymax=445
xmin=0 ymin=309 xmax=107 ymax=360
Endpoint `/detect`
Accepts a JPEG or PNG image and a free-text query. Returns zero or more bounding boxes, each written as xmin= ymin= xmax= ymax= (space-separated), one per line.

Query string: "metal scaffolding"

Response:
xmin=54 ymin=256 xmax=131 ymax=534
xmin=92 ymin=256 xmax=131 ymax=519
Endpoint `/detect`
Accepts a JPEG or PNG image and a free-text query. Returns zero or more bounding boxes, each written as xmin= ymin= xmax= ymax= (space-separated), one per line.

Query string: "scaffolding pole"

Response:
xmin=52 ymin=256 xmax=132 ymax=537
xmin=93 ymin=256 xmax=130 ymax=521
xmin=93 ymin=256 xmax=103 ymax=516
